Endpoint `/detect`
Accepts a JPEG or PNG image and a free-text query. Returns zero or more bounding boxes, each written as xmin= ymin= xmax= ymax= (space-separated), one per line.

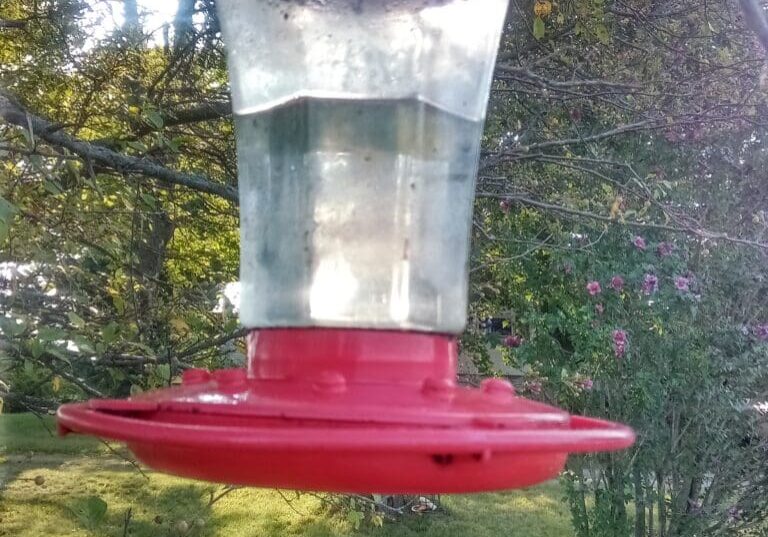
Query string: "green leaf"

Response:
xmin=140 ymin=193 xmax=157 ymax=209
xmin=144 ymin=109 xmax=164 ymax=129
xmin=101 ymin=322 xmax=119 ymax=344
xmin=67 ymin=312 xmax=86 ymax=329
xmin=112 ymin=295 xmax=125 ymax=315
xmin=84 ymin=496 xmax=108 ymax=523
xmin=28 ymin=340 xmax=43 ymax=359
xmin=346 ymin=510 xmax=363 ymax=530
xmin=0 ymin=196 xmax=16 ymax=241
xmin=47 ymin=346 xmax=72 ymax=366
xmin=71 ymin=335 xmax=95 ymax=354
xmin=107 ymin=367 xmax=126 ymax=384
xmin=0 ymin=317 xmax=26 ymax=337
xmin=533 ymin=16 xmax=546 ymax=40
xmin=0 ymin=196 xmax=17 ymax=224
xmin=71 ymin=496 xmax=108 ymax=530
xmin=156 ymin=363 xmax=171 ymax=384
xmin=126 ymin=141 xmax=148 ymax=152
xmin=43 ymin=179 xmax=64 ymax=195
xmin=595 ymin=23 xmax=610 ymax=45
xmin=38 ymin=326 xmax=68 ymax=341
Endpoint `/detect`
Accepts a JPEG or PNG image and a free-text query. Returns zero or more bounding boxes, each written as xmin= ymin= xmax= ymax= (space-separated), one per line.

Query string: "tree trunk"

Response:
xmin=606 ymin=456 xmax=628 ymax=532
xmin=634 ymin=467 xmax=646 ymax=537
xmin=123 ymin=0 xmax=139 ymax=30
xmin=648 ymin=490 xmax=654 ymax=537
xmin=657 ymin=472 xmax=666 ymax=537
xmin=174 ymin=0 xmax=196 ymax=52
xmin=668 ymin=474 xmax=702 ymax=536
xmin=131 ymin=208 xmax=175 ymax=347
xmin=571 ymin=461 xmax=591 ymax=537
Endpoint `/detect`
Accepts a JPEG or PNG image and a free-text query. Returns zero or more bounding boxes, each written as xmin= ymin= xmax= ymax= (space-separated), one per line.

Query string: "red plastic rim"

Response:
xmin=57 ymin=328 xmax=635 ymax=493
xmin=57 ymin=403 xmax=633 ymax=453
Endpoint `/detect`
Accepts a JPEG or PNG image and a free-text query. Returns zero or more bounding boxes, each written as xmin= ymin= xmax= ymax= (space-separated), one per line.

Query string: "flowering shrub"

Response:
xmin=468 ymin=223 xmax=768 ymax=537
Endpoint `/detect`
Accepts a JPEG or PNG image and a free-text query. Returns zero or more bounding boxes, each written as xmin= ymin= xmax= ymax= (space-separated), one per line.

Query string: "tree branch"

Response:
xmin=176 ymin=327 xmax=247 ymax=360
xmin=479 ymin=192 xmax=768 ymax=249
xmin=495 ymin=65 xmax=642 ymax=89
xmin=0 ymin=90 xmax=238 ymax=203
xmin=0 ymin=20 xmax=26 ymax=29
xmin=131 ymin=100 xmax=232 ymax=138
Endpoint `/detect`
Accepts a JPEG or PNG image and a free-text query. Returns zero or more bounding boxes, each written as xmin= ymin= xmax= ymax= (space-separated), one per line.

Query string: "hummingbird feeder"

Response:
xmin=58 ymin=0 xmax=634 ymax=493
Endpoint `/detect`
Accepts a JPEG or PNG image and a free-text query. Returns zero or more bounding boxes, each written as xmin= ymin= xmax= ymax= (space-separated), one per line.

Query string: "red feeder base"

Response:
xmin=57 ymin=329 xmax=634 ymax=493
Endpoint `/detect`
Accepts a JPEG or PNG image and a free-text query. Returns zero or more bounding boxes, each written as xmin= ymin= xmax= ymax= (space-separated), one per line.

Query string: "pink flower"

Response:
xmin=503 ymin=334 xmax=523 ymax=348
xmin=642 ymin=273 xmax=659 ymax=295
xmin=674 ymin=276 xmax=690 ymax=292
xmin=754 ymin=323 xmax=768 ymax=342
xmin=727 ymin=506 xmax=744 ymax=523
xmin=657 ymin=242 xmax=674 ymax=257
xmin=595 ymin=303 xmax=604 ymax=315
xmin=524 ymin=380 xmax=543 ymax=395
xmin=586 ymin=281 xmax=602 ymax=296
xmin=632 ymin=235 xmax=647 ymax=250
xmin=609 ymin=275 xmax=624 ymax=291
xmin=576 ymin=377 xmax=594 ymax=391
xmin=500 ymin=199 xmax=511 ymax=214
xmin=612 ymin=329 xmax=628 ymax=358
xmin=569 ymin=108 xmax=583 ymax=122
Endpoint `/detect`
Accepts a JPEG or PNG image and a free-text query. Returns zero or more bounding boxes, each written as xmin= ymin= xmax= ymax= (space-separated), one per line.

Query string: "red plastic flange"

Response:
xmin=57 ymin=329 xmax=634 ymax=493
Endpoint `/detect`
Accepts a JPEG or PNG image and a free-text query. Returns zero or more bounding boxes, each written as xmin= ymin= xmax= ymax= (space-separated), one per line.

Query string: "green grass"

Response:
xmin=1 ymin=413 xmax=106 ymax=455
xmin=0 ymin=413 xmax=575 ymax=537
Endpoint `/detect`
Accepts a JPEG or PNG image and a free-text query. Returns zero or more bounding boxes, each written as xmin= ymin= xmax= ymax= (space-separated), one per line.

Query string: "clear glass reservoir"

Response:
xmin=218 ymin=0 xmax=508 ymax=332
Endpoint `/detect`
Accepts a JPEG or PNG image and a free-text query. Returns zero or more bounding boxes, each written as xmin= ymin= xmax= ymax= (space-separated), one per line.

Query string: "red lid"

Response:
xmin=58 ymin=329 xmax=634 ymax=493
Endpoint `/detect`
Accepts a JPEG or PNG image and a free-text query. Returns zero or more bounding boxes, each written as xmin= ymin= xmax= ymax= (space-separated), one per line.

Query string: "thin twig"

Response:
xmin=207 ymin=485 xmax=242 ymax=507
xmin=480 ymin=193 xmax=768 ymax=250
xmin=276 ymin=490 xmax=306 ymax=516
xmin=122 ymin=507 xmax=132 ymax=537
xmin=99 ymin=440 xmax=150 ymax=481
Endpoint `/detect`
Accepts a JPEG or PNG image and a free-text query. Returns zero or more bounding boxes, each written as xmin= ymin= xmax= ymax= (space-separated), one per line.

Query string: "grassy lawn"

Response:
xmin=0 ymin=413 xmax=575 ymax=537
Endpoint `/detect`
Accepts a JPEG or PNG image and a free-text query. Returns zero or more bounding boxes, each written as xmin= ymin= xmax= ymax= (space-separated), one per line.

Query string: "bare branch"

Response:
xmin=480 ymin=193 xmax=768 ymax=250
xmin=32 ymin=356 xmax=106 ymax=398
xmin=0 ymin=20 xmax=26 ymax=29
xmin=131 ymin=100 xmax=232 ymax=138
xmin=0 ymin=90 xmax=238 ymax=203
xmin=176 ymin=327 xmax=247 ymax=360
xmin=495 ymin=65 xmax=642 ymax=89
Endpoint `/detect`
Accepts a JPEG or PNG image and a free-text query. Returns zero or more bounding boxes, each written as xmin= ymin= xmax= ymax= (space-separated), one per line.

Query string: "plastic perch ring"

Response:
xmin=58 ymin=329 xmax=634 ymax=493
